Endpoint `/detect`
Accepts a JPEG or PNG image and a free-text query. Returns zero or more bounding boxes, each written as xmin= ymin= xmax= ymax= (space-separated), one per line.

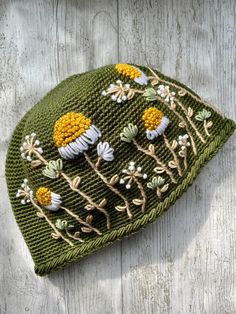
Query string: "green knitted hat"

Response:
xmin=6 ymin=64 xmax=235 ymax=276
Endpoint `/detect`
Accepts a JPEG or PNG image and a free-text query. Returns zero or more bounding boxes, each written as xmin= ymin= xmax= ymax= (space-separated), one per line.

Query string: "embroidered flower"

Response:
xmin=36 ymin=187 xmax=62 ymax=211
xmin=20 ymin=133 xmax=43 ymax=161
xmin=101 ymin=80 xmax=138 ymax=103
xmin=195 ymin=109 xmax=211 ymax=121
xmin=157 ymin=85 xmax=175 ymax=102
xmin=55 ymin=219 xmax=74 ymax=231
xmin=53 ymin=112 xmax=101 ymax=159
xmin=147 ymin=176 xmax=169 ymax=198
xmin=119 ymin=161 xmax=147 ymax=189
xmin=115 ymin=64 xmax=148 ymax=85
xmin=16 ymin=179 xmax=34 ymax=204
xmin=142 ymin=107 xmax=169 ymax=140
xmin=97 ymin=142 xmax=114 ymax=161
xmin=178 ymin=134 xmax=191 ymax=150
xmin=120 ymin=123 xmax=138 ymax=143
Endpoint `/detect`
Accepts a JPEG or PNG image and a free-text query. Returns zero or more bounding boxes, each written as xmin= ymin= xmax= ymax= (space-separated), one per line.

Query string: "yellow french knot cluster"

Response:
xmin=36 ymin=187 xmax=52 ymax=206
xmin=115 ymin=64 xmax=141 ymax=79
xmin=53 ymin=112 xmax=91 ymax=147
xmin=142 ymin=107 xmax=164 ymax=130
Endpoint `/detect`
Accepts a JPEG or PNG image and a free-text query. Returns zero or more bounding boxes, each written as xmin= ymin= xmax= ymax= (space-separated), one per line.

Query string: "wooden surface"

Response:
xmin=0 ymin=1 xmax=235 ymax=313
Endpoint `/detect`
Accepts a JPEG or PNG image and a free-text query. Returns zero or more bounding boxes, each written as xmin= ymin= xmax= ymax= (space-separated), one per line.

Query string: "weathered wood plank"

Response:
xmin=118 ymin=0 xmax=236 ymax=313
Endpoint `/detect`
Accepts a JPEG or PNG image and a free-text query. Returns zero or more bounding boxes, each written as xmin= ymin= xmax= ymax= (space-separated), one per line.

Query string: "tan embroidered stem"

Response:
xmin=31 ymin=199 xmax=74 ymax=246
xmin=84 ymin=152 xmax=132 ymax=219
xmin=156 ymin=187 xmax=162 ymax=199
xmin=65 ymin=230 xmax=84 ymax=243
xmin=147 ymin=67 xmax=225 ymax=118
xmin=34 ymin=151 xmax=48 ymax=165
xmin=61 ymin=172 xmax=111 ymax=229
xmin=204 ymin=120 xmax=211 ymax=136
xmin=132 ymin=139 xmax=177 ymax=184
xmin=163 ymin=134 xmax=183 ymax=177
xmin=154 ymin=94 xmax=197 ymax=155
xmin=175 ymin=99 xmax=206 ymax=143
xmin=133 ymin=177 xmax=147 ymax=213
xmin=61 ymin=206 xmax=102 ymax=235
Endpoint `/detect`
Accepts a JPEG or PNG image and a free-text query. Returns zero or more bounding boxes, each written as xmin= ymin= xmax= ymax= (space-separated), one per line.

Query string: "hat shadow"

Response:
xmin=47 ymin=140 xmax=233 ymax=286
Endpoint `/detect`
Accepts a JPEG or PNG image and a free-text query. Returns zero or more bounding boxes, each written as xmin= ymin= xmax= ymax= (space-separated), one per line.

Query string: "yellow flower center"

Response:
xmin=115 ymin=64 xmax=141 ymax=80
xmin=36 ymin=187 xmax=51 ymax=206
xmin=142 ymin=107 xmax=164 ymax=130
xmin=53 ymin=112 xmax=91 ymax=147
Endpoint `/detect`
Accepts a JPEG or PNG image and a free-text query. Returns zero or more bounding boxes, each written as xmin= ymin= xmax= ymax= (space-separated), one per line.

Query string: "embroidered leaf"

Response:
xmin=109 ymin=174 xmax=119 ymax=185
xmin=85 ymin=204 xmax=95 ymax=211
xmin=36 ymin=211 xmax=44 ymax=218
xmin=120 ymin=123 xmax=138 ymax=143
xmin=55 ymin=219 xmax=73 ymax=231
xmin=170 ymin=102 xmax=176 ymax=110
xmin=81 ymin=227 xmax=92 ymax=233
xmin=147 ymin=176 xmax=165 ymax=189
xmin=85 ymin=215 xmax=93 ymax=224
xmin=178 ymin=150 xmax=186 ymax=158
xmin=195 ymin=109 xmax=212 ymax=121
xmin=154 ymin=166 xmax=165 ymax=174
xmin=187 ymin=107 xmax=193 ymax=117
xmin=98 ymin=198 xmax=107 ymax=208
xmin=178 ymin=90 xmax=186 ymax=96
xmin=115 ymin=205 xmax=126 ymax=212
xmin=31 ymin=159 xmax=42 ymax=168
xmin=74 ymin=231 xmax=82 ymax=239
xmin=179 ymin=121 xmax=186 ymax=128
xmin=51 ymin=232 xmax=60 ymax=240
xmin=143 ymin=88 xmax=157 ymax=101
xmin=132 ymin=199 xmax=144 ymax=206
xmin=161 ymin=184 xmax=169 ymax=193
xmin=206 ymin=121 xmax=213 ymax=128
xmin=71 ymin=176 xmax=81 ymax=189
xmin=168 ymin=160 xmax=177 ymax=168
xmin=42 ymin=159 xmax=63 ymax=179
xmin=148 ymin=144 xmax=155 ymax=154
xmin=171 ymin=140 xmax=178 ymax=150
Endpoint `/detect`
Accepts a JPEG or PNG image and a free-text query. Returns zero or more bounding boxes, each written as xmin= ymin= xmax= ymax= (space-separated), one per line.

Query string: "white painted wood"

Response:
xmin=0 ymin=1 xmax=235 ymax=313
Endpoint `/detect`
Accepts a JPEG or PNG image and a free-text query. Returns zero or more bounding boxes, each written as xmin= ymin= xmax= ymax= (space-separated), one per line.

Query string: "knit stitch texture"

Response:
xmin=5 ymin=64 xmax=235 ymax=276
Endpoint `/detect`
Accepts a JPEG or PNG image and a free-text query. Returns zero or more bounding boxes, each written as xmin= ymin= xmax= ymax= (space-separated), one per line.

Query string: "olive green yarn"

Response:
xmin=5 ymin=64 xmax=235 ymax=276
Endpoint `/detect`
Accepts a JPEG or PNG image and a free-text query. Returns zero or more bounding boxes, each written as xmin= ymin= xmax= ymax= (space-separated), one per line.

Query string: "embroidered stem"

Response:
xmin=133 ymin=177 xmax=147 ymax=213
xmin=147 ymin=67 xmax=225 ymax=118
xmin=155 ymin=94 xmax=197 ymax=155
xmin=65 ymin=230 xmax=84 ymax=243
xmin=204 ymin=120 xmax=211 ymax=136
xmin=61 ymin=172 xmax=111 ymax=229
xmin=84 ymin=152 xmax=132 ymax=219
xmin=61 ymin=206 xmax=102 ymax=235
xmin=132 ymin=139 xmax=177 ymax=184
xmin=156 ymin=187 xmax=162 ymax=199
xmin=34 ymin=151 xmax=48 ymax=165
xmin=31 ymin=199 xmax=74 ymax=246
xmin=163 ymin=134 xmax=183 ymax=177
xmin=175 ymin=99 xmax=206 ymax=143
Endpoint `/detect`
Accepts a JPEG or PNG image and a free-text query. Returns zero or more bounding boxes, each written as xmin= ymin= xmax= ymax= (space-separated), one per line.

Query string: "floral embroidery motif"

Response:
xmin=115 ymin=64 xmax=148 ymax=85
xmin=54 ymin=112 xmax=101 ymax=159
xmin=15 ymin=64 xmax=217 ymax=246
xmin=20 ymin=132 xmax=110 ymax=230
xmin=142 ymin=107 xmax=169 ymax=140
xmin=147 ymin=176 xmax=169 ymax=199
xmin=178 ymin=134 xmax=191 ymax=169
xmin=195 ymin=109 xmax=213 ymax=137
xmin=119 ymin=161 xmax=148 ymax=213
xmin=120 ymin=123 xmax=177 ymax=184
xmin=101 ymin=80 xmax=143 ymax=103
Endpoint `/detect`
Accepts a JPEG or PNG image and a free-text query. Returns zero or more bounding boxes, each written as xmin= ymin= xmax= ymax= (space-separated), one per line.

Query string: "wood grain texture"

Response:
xmin=0 ymin=0 xmax=235 ymax=313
